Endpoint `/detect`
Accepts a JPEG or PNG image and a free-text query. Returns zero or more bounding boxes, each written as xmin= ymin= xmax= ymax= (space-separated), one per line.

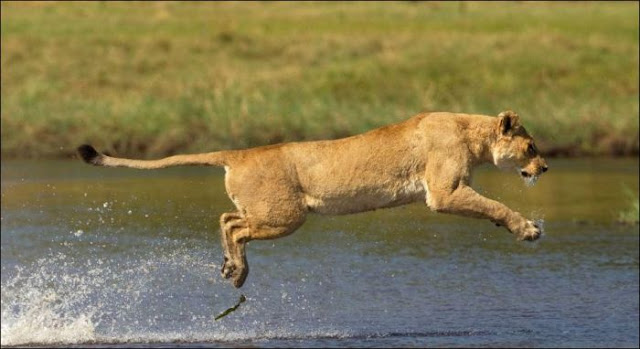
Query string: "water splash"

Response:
xmin=1 ymin=304 xmax=96 ymax=346
xmin=1 ymin=258 xmax=98 ymax=346
xmin=0 ymin=240 xmax=346 ymax=347
xmin=533 ymin=218 xmax=545 ymax=237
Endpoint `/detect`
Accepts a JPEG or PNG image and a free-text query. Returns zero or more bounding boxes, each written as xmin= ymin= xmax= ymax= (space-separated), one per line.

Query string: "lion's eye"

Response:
xmin=527 ymin=144 xmax=536 ymax=156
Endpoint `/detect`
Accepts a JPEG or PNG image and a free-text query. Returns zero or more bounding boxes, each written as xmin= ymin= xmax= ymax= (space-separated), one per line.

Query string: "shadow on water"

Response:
xmin=1 ymin=158 xmax=638 ymax=347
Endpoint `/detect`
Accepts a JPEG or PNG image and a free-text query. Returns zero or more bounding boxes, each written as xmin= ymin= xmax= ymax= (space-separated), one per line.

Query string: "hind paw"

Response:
xmin=221 ymin=259 xmax=248 ymax=288
xmin=221 ymin=258 xmax=235 ymax=279
xmin=232 ymin=265 xmax=248 ymax=288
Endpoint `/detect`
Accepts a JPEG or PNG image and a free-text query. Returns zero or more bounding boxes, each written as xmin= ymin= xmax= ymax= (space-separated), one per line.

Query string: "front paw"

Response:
xmin=515 ymin=219 xmax=542 ymax=241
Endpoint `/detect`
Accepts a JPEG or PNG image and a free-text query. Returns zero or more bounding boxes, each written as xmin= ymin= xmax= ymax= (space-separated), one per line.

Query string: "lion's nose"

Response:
xmin=542 ymin=166 xmax=548 ymax=173
xmin=520 ymin=170 xmax=530 ymax=177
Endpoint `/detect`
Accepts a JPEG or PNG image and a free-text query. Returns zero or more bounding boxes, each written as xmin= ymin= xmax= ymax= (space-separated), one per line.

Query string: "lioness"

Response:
xmin=78 ymin=110 xmax=547 ymax=288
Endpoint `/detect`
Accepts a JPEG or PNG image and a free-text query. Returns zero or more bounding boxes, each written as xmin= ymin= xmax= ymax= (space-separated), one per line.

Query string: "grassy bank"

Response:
xmin=1 ymin=1 xmax=638 ymax=159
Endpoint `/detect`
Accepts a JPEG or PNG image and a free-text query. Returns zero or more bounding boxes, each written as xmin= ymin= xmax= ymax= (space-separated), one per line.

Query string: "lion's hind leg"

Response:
xmin=219 ymin=212 xmax=246 ymax=280
xmin=221 ymin=164 xmax=308 ymax=288
xmin=226 ymin=223 xmax=302 ymax=288
xmin=224 ymin=221 xmax=305 ymax=288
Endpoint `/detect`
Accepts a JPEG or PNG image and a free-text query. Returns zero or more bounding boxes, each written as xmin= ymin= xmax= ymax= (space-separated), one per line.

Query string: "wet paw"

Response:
xmin=221 ymin=257 xmax=248 ymax=288
xmin=221 ymin=258 xmax=235 ymax=279
xmin=232 ymin=265 xmax=249 ymax=288
xmin=517 ymin=220 xmax=542 ymax=241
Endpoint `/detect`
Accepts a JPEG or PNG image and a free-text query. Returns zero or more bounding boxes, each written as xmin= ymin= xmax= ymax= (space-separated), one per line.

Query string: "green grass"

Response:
xmin=1 ymin=1 xmax=638 ymax=158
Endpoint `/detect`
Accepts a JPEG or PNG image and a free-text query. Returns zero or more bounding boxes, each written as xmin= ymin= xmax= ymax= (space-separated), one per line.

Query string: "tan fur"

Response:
xmin=79 ymin=111 xmax=548 ymax=288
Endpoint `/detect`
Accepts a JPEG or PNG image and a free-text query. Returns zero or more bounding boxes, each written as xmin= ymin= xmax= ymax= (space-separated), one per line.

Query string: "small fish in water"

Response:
xmin=215 ymin=295 xmax=246 ymax=321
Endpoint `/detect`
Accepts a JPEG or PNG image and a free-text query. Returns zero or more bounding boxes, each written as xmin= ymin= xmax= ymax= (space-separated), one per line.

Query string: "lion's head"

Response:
xmin=491 ymin=111 xmax=548 ymax=186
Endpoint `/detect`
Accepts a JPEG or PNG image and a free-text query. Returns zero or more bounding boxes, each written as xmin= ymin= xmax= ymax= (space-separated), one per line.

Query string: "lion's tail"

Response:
xmin=77 ymin=144 xmax=231 ymax=169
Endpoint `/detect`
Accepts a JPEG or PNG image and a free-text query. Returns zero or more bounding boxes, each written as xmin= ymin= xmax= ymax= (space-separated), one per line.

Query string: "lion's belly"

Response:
xmin=303 ymin=177 xmax=426 ymax=215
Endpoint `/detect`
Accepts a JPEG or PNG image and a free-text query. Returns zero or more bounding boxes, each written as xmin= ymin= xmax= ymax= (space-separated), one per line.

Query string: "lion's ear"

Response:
xmin=497 ymin=110 xmax=520 ymax=136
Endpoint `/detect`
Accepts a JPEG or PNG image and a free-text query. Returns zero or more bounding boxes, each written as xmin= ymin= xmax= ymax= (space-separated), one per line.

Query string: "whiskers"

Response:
xmin=523 ymin=175 xmax=539 ymax=187
xmin=517 ymin=168 xmax=539 ymax=187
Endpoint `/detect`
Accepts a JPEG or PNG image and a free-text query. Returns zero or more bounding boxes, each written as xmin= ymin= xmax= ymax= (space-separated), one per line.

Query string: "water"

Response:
xmin=1 ymin=158 xmax=638 ymax=347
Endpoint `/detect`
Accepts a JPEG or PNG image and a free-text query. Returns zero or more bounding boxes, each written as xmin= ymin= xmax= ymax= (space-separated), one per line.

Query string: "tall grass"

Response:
xmin=1 ymin=2 xmax=638 ymax=158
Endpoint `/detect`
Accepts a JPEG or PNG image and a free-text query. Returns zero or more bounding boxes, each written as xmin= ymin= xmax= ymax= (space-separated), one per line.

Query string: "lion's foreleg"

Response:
xmin=428 ymin=184 xmax=541 ymax=241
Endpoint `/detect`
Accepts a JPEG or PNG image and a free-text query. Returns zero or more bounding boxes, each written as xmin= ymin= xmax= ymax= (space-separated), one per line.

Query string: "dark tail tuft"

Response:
xmin=77 ymin=144 xmax=102 ymax=165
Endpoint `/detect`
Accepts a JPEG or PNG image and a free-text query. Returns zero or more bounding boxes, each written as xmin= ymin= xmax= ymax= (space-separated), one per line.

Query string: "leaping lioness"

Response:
xmin=78 ymin=110 xmax=548 ymax=288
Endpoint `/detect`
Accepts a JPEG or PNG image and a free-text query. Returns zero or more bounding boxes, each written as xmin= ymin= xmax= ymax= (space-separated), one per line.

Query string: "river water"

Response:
xmin=1 ymin=158 xmax=638 ymax=347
